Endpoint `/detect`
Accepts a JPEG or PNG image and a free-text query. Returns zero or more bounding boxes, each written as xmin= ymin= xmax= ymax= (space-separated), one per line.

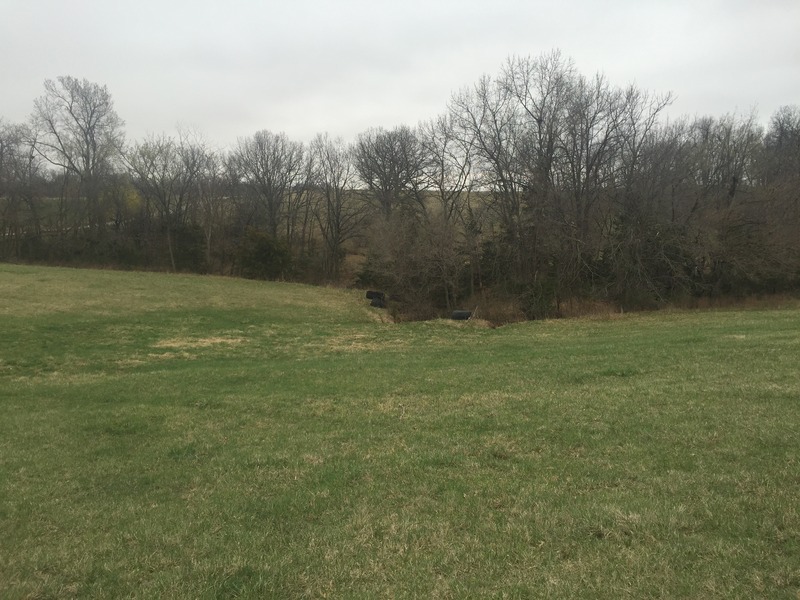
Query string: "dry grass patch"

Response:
xmin=324 ymin=333 xmax=388 ymax=353
xmin=430 ymin=317 xmax=495 ymax=329
xmin=364 ymin=307 xmax=394 ymax=323
xmin=153 ymin=336 xmax=246 ymax=350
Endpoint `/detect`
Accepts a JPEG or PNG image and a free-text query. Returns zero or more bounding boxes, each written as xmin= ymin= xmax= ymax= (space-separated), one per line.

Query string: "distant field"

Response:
xmin=1 ymin=264 xmax=799 ymax=598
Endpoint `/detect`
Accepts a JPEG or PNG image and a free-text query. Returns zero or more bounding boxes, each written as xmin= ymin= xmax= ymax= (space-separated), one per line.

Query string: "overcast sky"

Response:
xmin=2 ymin=0 xmax=798 ymax=149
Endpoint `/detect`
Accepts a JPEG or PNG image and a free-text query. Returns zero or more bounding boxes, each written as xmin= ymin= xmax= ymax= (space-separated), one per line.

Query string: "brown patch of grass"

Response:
xmin=153 ymin=336 xmax=246 ymax=349
xmin=442 ymin=317 xmax=495 ymax=329
xmin=147 ymin=351 xmax=194 ymax=361
xmin=324 ymin=333 xmax=387 ymax=353
xmin=415 ymin=317 xmax=497 ymax=332
xmin=364 ymin=308 xmax=394 ymax=323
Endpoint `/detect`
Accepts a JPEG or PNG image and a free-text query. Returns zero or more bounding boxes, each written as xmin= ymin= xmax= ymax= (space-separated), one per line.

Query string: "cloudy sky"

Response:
xmin=2 ymin=0 xmax=798 ymax=148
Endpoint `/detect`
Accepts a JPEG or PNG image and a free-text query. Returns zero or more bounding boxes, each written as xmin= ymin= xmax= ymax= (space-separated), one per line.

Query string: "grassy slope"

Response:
xmin=1 ymin=264 xmax=799 ymax=598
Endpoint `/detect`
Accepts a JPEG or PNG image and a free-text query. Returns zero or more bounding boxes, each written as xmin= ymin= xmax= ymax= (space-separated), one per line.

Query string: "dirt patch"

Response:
xmin=154 ymin=336 xmax=246 ymax=349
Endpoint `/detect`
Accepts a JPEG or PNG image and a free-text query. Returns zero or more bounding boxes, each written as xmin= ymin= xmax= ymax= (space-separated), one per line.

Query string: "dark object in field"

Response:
xmin=366 ymin=290 xmax=387 ymax=308
xmin=451 ymin=310 xmax=472 ymax=320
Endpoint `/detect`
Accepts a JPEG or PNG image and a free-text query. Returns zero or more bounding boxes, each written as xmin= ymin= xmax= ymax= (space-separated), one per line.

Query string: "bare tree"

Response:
xmin=310 ymin=133 xmax=366 ymax=280
xmin=125 ymin=132 xmax=205 ymax=270
xmin=760 ymin=105 xmax=800 ymax=222
xmin=196 ymin=149 xmax=235 ymax=272
xmin=419 ymin=114 xmax=473 ymax=224
xmin=1 ymin=121 xmax=45 ymax=257
xmin=762 ymin=105 xmax=800 ymax=182
xmin=418 ymin=213 xmax=468 ymax=310
xmin=31 ymin=76 xmax=125 ymax=234
xmin=502 ymin=51 xmax=573 ymax=206
xmin=449 ymin=74 xmax=534 ymax=287
xmin=555 ymin=72 xmax=624 ymax=250
xmin=498 ymin=52 xmax=579 ymax=304
xmin=616 ymin=87 xmax=673 ymax=200
xmin=233 ymin=131 xmax=305 ymax=239
xmin=758 ymin=105 xmax=800 ymax=282
xmin=284 ymin=152 xmax=315 ymax=257
xmin=354 ymin=125 xmax=429 ymax=220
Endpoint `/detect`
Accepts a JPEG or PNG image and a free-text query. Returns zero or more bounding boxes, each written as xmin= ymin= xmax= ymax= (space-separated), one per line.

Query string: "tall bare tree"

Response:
xmin=310 ymin=133 xmax=365 ymax=280
xmin=233 ymin=131 xmax=305 ymax=239
xmin=196 ymin=149 xmax=235 ymax=272
xmin=449 ymin=74 xmax=534 ymax=287
xmin=354 ymin=125 xmax=429 ymax=220
xmin=125 ymin=132 xmax=205 ymax=270
xmin=758 ymin=105 xmax=800 ymax=282
xmin=502 ymin=51 xmax=573 ymax=208
xmin=1 ymin=121 xmax=44 ymax=257
xmin=419 ymin=114 xmax=473 ymax=224
xmin=31 ymin=76 xmax=125 ymax=235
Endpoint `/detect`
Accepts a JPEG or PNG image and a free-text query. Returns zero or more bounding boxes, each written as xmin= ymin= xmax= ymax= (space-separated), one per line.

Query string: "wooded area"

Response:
xmin=2 ymin=52 xmax=799 ymax=319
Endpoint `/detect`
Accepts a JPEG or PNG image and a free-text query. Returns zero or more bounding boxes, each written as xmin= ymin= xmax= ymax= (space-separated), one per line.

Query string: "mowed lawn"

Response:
xmin=1 ymin=264 xmax=799 ymax=599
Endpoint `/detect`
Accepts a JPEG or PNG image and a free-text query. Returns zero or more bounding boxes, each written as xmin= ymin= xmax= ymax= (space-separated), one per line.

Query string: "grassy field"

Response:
xmin=1 ymin=264 xmax=799 ymax=599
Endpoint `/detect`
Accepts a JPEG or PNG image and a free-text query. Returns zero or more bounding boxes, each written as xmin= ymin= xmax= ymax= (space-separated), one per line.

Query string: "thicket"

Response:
xmin=2 ymin=53 xmax=799 ymax=321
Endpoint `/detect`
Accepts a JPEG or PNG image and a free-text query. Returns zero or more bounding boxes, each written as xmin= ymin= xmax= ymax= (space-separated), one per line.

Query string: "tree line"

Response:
xmin=2 ymin=51 xmax=799 ymax=320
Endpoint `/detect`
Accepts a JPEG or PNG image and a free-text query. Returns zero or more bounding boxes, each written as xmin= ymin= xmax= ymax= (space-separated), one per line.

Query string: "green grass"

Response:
xmin=1 ymin=263 xmax=799 ymax=598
